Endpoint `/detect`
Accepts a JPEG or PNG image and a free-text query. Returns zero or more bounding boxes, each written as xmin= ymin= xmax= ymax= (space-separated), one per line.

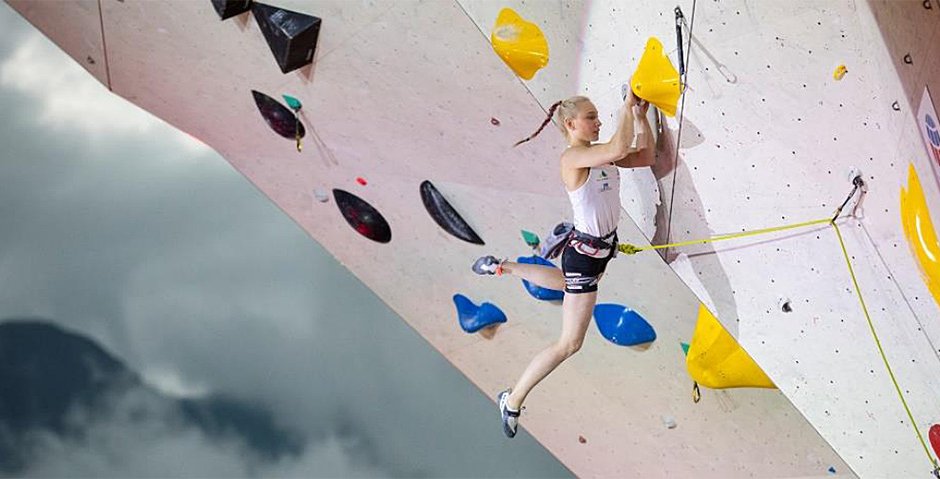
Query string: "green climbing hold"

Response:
xmin=282 ymin=94 xmax=302 ymax=111
xmin=521 ymin=230 xmax=540 ymax=248
xmin=681 ymin=342 xmax=690 ymax=356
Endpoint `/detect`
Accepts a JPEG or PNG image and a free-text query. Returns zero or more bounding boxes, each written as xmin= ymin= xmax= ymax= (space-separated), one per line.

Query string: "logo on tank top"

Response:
xmin=597 ymin=169 xmax=613 ymax=191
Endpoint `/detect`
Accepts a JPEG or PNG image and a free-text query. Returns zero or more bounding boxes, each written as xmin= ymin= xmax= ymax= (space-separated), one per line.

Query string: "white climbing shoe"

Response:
xmin=472 ymin=256 xmax=503 ymax=275
xmin=497 ymin=388 xmax=523 ymax=438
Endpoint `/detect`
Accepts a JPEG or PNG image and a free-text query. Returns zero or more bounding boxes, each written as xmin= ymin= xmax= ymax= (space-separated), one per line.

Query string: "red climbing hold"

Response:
xmin=490 ymin=117 xmax=501 ymax=126
xmin=356 ymin=177 xmax=368 ymax=186
xmin=578 ymin=435 xmax=587 ymax=444
xmin=929 ymin=424 xmax=940 ymax=458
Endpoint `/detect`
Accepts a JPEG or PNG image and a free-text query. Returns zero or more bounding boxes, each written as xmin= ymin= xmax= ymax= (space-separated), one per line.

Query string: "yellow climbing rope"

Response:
xmin=618 ymin=197 xmax=938 ymax=471
xmin=617 ymin=217 xmax=832 ymax=255
xmin=832 ymin=222 xmax=939 ymax=472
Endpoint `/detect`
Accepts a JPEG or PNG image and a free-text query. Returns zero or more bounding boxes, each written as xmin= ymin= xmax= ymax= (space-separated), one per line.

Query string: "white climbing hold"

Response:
xmin=661 ymin=415 xmax=677 ymax=429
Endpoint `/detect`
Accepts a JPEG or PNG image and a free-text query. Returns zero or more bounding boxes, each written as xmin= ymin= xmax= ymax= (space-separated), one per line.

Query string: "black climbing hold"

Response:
xmin=251 ymin=90 xmax=305 ymax=139
xmin=211 ymin=0 xmax=251 ymax=20
xmin=781 ymin=301 xmax=792 ymax=313
xmin=252 ymin=2 xmax=322 ymax=74
xmin=925 ymin=0 xmax=933 ymax=10
xmin=420 ymin=181 xmax=484 ymax=245
xmin=892 ymin=101 xmax=901 ymax=111
xmin=904 ymin=53 xmax=913 ymax=65
xmin=333 ymin=189 xmax=391 ymax=243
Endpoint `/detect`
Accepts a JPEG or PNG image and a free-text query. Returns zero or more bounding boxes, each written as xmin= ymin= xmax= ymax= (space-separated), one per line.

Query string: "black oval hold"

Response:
xmin=251 ymin=90 xmax=306 ymax=139
xmin=333 ymin=189 xmax=391 ymax=243
xmin=420 ymin=180 xmax=484 ymax=245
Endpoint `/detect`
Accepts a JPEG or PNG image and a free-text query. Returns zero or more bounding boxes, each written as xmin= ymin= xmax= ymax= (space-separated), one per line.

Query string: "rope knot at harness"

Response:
xmin=618 ymin=243 xmax=642 ymax=255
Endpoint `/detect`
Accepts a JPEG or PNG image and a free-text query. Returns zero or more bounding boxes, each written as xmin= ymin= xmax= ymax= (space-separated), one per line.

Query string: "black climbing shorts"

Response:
xmin=561 ymin=242 xmax=615 ymax=294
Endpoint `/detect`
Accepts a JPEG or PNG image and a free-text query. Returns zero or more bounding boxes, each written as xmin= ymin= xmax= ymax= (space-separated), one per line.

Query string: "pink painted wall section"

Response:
xmin=7 ymin=0 xmax=108 ymax=88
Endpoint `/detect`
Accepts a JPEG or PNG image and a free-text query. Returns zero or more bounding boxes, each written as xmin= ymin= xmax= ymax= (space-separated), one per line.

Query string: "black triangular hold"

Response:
xmin=420 ymin=181 xmax=485 ymax=245
xmin=211 ymin=0 xmax=251 ymax=20
xmin=333 ymin=189 xmax=392 ymax=244
xmin=252 ymin=2 xmax=321 ymax=74
xmin=251 ymin=90 xmax=305 ymax=139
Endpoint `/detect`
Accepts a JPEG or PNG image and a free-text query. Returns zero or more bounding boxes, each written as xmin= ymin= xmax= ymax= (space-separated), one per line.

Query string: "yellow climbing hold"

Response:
xmin=631 ymin=37 xmax=682 ymax=117
xmin=686 ymin=304 xmax=776 ymax=389
xmin=833 ymin=64 xmax=848 ymax=80
xmin=490 ymin=8 xmax=548 ymax=80
xmin=901 ymin=163 xmax=940 ymax=309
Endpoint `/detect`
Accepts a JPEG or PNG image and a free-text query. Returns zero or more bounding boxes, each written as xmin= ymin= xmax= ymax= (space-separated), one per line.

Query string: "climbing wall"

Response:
xmin=664 ymin=2 xmax=940 ymax=477
xmin=463 ymin=1 xmax=940 ymax=476
xmin=16 ymin=0 xmax=930 ymax=476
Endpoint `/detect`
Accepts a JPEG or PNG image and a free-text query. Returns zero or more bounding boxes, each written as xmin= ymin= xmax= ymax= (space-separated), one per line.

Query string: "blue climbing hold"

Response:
xmin=516 ymin=255 xmax=565 ymax=301
xmin=453 ymin=294 xmax=507 ymax=333
xmin=593 ymin=303 xmax=656 ymax=346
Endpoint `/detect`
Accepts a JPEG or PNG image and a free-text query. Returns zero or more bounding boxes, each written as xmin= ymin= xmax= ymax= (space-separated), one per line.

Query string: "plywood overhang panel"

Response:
xmin=5 ymin=0 xmax=108 ymax=86
xmin=95 ymin=0 xmax=563 ymax=198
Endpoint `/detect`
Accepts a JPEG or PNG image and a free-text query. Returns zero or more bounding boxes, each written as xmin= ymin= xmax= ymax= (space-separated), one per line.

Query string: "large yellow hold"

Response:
xmin=686 ymin=304 xmax=775 ymax=389
xmin=631 ymin=37 xmax=682 ymax=117
xmin=900 ymin=163 xmax=940 ymax=309
xmin=490 ymin=8 xmax=548 ymax=80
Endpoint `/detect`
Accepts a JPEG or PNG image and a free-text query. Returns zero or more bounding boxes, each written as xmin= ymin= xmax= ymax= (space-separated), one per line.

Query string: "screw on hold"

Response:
xmin=578 ymin=435 xmax=587 ymax=444
xmin=925 ymin=0 xmax=933 ymax=9
xmin=86 ymin=56 xmax=96 ymax=65
xmin=490 ymin=117 xmax=500 ymax=126
xmin=904 ymin=53 xmax=913 ymax=65
xmin=892 ymin=101 xmax=901 ymax=111
xmin=781 ymin=300 xmax=793 ymax=313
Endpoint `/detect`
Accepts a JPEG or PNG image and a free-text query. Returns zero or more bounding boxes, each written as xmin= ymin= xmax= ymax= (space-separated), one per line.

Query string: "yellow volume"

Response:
xmin=900 ymin=163 xmax=940 ymax=309
xmin=490 ymin=8 xmax=549 ymax=80
xmin=686 ymin=304 xmax=776 ymax=389
xmin=631 ymin=37 xmax=682 ymax=117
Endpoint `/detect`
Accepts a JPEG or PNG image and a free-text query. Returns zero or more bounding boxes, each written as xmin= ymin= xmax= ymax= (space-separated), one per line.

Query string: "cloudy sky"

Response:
xmin=0 ymin=4 xmax=568 ymax=477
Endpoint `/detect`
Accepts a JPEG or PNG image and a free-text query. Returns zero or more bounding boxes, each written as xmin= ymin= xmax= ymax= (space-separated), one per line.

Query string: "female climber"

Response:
xmin=471 ymin=88 xmax=655 ymax=438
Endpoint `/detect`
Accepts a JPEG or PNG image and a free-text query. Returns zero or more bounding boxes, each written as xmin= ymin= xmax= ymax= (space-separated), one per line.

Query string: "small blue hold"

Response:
xmin=516 ymin=255 xmax=565 ymax=301
xmin=453 ymin=294 xmax=507 ymax=333
xmin=593 ymin=303 xmax=656 ymax=346
xmin=827 ymin=466 xmax=837 ymax=475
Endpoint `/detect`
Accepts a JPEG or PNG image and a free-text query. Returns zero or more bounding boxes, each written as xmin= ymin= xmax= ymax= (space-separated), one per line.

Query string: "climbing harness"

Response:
xmin=540 ymin=222 xmax=619 ymax=260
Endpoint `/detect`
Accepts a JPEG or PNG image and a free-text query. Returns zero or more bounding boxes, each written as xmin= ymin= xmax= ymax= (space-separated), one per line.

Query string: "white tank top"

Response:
xmin=567 ymin=164 xmax=621 ymax=238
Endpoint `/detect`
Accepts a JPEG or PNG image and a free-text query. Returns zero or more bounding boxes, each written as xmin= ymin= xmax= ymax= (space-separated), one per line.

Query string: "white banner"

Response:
xmin=918 ymin=86 xmax=940 ymax=191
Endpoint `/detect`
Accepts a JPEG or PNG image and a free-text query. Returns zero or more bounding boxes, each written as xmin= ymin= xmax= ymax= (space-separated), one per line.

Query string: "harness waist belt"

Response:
xmin=572 ymin=229 xmax=618 ymax=250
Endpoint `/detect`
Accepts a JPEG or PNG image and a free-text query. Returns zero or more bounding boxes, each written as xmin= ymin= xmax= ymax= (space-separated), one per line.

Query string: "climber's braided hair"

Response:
xmin=513 ymin=96 xmax=591 ymax=147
